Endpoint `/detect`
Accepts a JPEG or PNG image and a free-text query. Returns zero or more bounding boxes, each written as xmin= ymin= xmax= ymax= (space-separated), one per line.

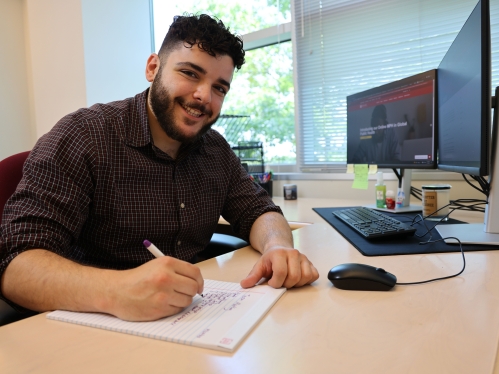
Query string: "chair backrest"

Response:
xmin=0 ymin=151 xmax=30 ymax=219
xmin=0 ymin=151 xmax=38 ymax=326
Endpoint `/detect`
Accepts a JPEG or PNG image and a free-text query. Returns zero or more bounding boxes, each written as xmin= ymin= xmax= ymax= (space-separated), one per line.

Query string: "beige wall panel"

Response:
xmin=25 ymin=0 xmax=87 ymax=138
xmin=0 ymin=0 xmax=35 ymax=159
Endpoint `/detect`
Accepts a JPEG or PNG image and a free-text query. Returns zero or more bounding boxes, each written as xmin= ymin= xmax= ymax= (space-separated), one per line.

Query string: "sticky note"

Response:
xmin=346 ymin=164 xmax=354 ymax=174
xmin=352 ymin=164 xmax=369 ymax=190
xmin=368 ymin=164 xmax=378 ymax=174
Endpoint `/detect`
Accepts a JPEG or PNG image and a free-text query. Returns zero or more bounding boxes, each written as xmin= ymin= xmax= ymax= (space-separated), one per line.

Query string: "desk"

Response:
xmin=1 ymin=198 xmax=499 ymax=374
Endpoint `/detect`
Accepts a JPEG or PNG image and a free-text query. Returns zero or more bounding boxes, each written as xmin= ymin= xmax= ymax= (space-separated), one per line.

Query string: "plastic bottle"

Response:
xmin=386 ymin=190 xmax=395 ymax=209
xmin=396 ymin=188 xmax=405 ymax=209
xmin=375 ymin=172 xmax=386 ymax=208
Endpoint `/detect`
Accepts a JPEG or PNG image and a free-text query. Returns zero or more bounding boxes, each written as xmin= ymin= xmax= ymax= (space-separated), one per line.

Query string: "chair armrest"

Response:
xmin=0 ymin=299 xmax=38 ymax=326
xmin=195 ymin=233 xmax=249 ymax=262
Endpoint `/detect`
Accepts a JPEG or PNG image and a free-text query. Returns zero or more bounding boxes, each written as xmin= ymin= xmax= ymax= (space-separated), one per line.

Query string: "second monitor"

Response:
xmin=346 ymin=69 xmax=438 ymax=212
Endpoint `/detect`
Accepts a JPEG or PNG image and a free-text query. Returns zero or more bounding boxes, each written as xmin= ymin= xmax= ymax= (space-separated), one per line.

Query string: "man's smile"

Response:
xmin=179 ymin=101 xmax=206 ymax=119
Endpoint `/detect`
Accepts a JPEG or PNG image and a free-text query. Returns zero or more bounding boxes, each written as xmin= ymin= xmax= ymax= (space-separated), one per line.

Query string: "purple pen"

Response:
xmin=143 ymin=239 xmax=165 ymax=258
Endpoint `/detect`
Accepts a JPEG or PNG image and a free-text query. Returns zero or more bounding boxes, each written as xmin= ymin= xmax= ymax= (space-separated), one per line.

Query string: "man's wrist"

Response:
xmin=259 ymin=242 xmax=295 ymax=254
xmin=90 ymin=268 xmax=122 ymax=314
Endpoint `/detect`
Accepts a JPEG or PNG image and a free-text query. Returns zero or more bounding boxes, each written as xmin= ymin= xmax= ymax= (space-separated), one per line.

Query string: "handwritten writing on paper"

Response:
xmin=170 ymin=291 xmax=251 ymax=326
xmin=47 ymin=279 xmax=286 ymax=352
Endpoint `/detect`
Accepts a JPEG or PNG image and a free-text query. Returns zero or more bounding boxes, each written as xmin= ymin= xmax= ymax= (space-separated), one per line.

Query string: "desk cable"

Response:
xmin=393 ymin=199 xmax=486 ymax=286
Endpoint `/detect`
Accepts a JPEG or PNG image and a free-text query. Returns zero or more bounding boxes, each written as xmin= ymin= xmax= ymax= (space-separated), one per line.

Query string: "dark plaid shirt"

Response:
xmin=0 ymin=89 xmax=281 ymax=290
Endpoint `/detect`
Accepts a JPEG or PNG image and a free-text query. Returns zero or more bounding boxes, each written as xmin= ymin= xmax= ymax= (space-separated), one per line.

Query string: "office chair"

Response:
xmin=0 ymin=151 xmax=30 ymax=218
xmin=0 ymin=151 xmax=39 ymax=326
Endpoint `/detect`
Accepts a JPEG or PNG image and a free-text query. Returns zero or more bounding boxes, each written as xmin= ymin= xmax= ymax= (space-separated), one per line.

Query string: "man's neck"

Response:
xmin=146 ymin=98 xmax=181 ymax=159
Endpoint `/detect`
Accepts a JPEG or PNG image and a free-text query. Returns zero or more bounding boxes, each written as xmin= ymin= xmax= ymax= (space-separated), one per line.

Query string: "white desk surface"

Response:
xmin=1 ymin=197 xmax=499 ymax=374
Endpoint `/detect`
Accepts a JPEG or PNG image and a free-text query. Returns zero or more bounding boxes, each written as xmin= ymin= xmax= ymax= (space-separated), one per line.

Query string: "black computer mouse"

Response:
xmin=328 ymin=263 xmax=397 ymax=291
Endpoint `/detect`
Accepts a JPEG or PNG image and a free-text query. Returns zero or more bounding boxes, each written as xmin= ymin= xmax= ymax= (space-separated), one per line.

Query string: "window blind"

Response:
xmin=293 ymin=0 xmax=499 ymax=171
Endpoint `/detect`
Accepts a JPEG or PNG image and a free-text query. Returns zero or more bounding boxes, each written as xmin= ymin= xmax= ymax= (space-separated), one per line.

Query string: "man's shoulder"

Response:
xmin=67 ymin=95 xmax=138 ymax=125
xmin=36 ymin=92 xmax=148 ymax=154
xmin=51 ymin=91 xmax=147 ymax=140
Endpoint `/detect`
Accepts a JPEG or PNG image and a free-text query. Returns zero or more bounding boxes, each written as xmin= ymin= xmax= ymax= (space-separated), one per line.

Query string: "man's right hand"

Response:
xmin=107 ymin=256 xmax=204 ymax=321
xmin=1 ymin=250 xmax=203 ymax=322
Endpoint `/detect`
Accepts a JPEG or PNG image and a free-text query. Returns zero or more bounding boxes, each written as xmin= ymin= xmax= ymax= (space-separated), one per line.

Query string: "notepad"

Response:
xmin=46 ymin=279 xmax=286 ymax=352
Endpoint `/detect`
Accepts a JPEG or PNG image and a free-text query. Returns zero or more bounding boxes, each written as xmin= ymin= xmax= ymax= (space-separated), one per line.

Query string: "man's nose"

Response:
xmin=193 ymin=83 xmax=212 ymax=104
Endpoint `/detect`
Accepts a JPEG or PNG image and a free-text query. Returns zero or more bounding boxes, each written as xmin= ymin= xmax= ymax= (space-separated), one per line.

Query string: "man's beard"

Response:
xmin=149 ymin=69 xmax=220 ymax=144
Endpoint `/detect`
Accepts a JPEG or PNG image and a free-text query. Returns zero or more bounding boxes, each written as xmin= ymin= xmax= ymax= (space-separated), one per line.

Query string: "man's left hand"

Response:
xmin=240 ymin=246 xmax=319 ymax=289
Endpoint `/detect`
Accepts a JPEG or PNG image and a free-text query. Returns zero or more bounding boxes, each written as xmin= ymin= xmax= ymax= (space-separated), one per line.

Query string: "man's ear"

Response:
xmin=145 ymin=54 xmax=161 ymax=82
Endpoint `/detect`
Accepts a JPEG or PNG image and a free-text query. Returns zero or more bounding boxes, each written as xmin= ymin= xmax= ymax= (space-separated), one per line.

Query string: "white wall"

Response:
xmin=81 ymin=0 xmax=152 ymax=106
xmin=0 ymin=0 xmax=36 ymax=159
xmin=0 ymin=0 xmax=152 ymax=160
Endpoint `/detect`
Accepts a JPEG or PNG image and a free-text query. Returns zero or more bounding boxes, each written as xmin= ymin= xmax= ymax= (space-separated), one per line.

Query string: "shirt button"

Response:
xmin=177 ymin=241 xmax=181 ymax=245
xmin=180 ymin=203 xmax=185 ymax=208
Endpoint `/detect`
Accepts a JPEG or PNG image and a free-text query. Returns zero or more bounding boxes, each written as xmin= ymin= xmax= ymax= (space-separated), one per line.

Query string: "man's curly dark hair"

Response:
xmin=158 ymin=14 xmax=245 ymax=70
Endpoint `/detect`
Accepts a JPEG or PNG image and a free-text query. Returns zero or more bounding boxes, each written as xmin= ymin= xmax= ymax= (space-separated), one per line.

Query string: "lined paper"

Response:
xmin=47 ymin=280 xmax=285 ymax=352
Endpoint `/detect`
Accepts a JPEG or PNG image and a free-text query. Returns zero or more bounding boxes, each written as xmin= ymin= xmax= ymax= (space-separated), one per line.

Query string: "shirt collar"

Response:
xmin=124 ymin=89 xmax=152 ymax=148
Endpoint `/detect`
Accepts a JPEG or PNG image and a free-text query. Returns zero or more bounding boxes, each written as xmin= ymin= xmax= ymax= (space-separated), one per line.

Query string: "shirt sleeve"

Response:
xmin=0 ymin=113 xmax=95 ymax=305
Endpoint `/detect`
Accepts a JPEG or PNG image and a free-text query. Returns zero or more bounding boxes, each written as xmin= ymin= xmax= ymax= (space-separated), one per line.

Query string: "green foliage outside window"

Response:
xmin=218 ymin=43 xmax=295 ymax=164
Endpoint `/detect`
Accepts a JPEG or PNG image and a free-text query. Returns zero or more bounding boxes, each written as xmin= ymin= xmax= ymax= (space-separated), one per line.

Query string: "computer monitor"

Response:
xmin=346 ymin=70 xmax=438 ymax=212
xmin=435 ymin=0 xmax=499 ymax=245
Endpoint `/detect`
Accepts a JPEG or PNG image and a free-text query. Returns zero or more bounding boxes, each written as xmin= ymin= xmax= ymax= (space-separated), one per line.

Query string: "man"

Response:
xmin=0 ymin=14 xmax=319 ymax=322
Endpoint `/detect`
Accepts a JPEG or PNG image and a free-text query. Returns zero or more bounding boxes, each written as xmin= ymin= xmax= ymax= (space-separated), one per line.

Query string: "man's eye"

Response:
xmin=215 ymin=86 xmax=227 ymax=95
xmin=182 ymin=70 xmax=196 ymax=78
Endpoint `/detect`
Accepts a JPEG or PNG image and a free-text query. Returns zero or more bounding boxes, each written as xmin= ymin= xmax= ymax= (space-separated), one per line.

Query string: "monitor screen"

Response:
xmin=434 ymin=0 xmax=499 ymax=245
xmin=346 ymin=70 xmax=437 ymax=169
xmin=437 ymin=0 xmax=490 ymax=176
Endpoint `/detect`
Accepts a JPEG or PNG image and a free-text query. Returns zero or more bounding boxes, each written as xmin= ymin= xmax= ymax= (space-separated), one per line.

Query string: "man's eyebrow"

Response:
xmin=176 ymin=61 xmax=231 ymax=90
xmin=176 ymin=61 xmax=206 ymax=75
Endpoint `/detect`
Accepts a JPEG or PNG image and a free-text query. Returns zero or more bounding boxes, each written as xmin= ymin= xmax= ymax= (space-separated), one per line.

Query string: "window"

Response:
xmin=293 ymin=0 xmax=499 ymax=172
xmin=152 ymin=0 xmax=295 ymax=165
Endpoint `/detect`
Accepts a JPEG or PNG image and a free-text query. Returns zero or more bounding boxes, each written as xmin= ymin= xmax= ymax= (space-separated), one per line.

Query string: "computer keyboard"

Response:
xmin=333 ymin=206 xmax=417 ymax=240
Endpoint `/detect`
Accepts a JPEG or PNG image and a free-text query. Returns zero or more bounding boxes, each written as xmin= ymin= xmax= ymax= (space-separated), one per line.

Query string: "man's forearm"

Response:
xmin=249 ymin=212 xmax=294 ymax=253
xmin=1 ymin=249 xmax=115 ymax=313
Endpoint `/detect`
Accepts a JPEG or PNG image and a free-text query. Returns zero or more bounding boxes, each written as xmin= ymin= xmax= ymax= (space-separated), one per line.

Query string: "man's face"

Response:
xmin=149 ymin=44 xmax=235 ymax=144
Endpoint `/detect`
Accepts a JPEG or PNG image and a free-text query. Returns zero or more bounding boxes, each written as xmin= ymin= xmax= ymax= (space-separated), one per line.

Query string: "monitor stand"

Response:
xmin=366 ymin=168 xmax=422 ymax=214
xmin=435 ymin=224 xmax=499 ymax=245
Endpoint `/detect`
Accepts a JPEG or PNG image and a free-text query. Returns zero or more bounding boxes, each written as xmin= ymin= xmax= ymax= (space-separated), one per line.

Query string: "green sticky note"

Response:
xmin=352 ymin=164 xmax=369 ymax=190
